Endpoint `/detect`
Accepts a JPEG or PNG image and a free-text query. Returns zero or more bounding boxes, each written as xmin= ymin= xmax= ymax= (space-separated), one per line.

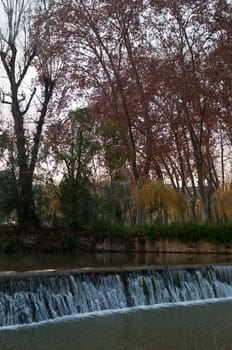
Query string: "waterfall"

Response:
xmin=0 ymin=265 xmax=232 ymax=327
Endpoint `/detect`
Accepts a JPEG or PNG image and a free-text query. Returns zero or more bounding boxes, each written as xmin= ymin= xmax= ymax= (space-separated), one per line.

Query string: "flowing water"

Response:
xmin=1 ymin=257 xmax=232 ymax=349
xmin=0 ymin=265 xmax=232 ymax=326
xmin=0 ymin=300 xmax=232 ymax=350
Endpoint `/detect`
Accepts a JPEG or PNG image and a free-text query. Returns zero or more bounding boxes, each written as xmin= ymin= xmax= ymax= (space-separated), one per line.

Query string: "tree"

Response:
xmin=139 ymin=180 xmax=187 ymax=224
xmin=33 ymin=0 xmax=232 ymax=225
xmin=46 ymin=0 xmax=162 ymax=223
xmin=0 ymin=0 xmax=62 ymax=225
xmin=208 ymin=1 xmax=232 ymax=185
xmin=99 ymin=122 xmax=130 ymax=222
xmin=149 ymin=0 xmax=222 ymax=221
xmin=0 ymin=170 xmax=17 ymax=221
xmin=34 ymin=181 xmax=62 ymax=226
xmin=47 ymin=0 xmax=156 ymax=182
xmin=212 ymin=185 xmax=232 ymax=223
xmin=45 ymin=108 xmax=99 ymax=227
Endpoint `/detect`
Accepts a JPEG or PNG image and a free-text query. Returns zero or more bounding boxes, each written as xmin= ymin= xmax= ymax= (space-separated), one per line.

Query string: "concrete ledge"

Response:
xmin=0 ymin=263 xmax=231 ymax=281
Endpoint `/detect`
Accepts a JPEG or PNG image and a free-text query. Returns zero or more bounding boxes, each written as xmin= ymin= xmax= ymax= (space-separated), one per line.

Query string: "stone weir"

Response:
xmin=0 ymin=264 xmax=232 ymax=327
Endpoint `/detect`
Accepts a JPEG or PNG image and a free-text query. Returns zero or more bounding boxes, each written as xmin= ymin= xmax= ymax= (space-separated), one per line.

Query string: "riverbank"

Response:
xmin=0 ymin=223 xmax=232 ymax=254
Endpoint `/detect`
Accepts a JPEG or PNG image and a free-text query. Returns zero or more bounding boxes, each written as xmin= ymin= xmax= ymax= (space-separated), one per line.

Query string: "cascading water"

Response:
xmin=0 ymin=265 xmax=232 ymax=327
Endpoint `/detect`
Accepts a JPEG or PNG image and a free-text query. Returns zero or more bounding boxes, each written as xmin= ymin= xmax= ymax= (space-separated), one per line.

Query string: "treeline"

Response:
xmin=1 ymin=106 xmax=232 ymax=228
xmin=34 ymin=178 xmax=232 ymax=228
xmin=0 ymin=1 xmax=232 ymax=226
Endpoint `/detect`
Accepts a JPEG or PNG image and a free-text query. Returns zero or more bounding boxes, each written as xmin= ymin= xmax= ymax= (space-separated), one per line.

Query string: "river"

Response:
xmin=0 ymin=252 xmax=232 ymax=349
xmin=0 ymin=300 xmax=232 ymax=350
xmin=1 ymin=251 xmax=232 ymax=271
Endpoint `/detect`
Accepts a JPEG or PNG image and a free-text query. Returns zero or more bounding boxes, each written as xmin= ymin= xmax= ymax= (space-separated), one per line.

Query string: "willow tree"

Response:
xmin=0 ymin=0 xmax=63 ymax=225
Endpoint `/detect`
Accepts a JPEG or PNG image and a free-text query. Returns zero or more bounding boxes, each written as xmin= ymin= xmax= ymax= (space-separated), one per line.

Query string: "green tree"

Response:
xmin=34 ymin=181 xmax=63 ymax=226
xmin=0 ymin=170 xmax=17 ymax=222
xmin=100 ymin=122 xmax=129 ymax=223
xmin=46 ymin=108 xmax=99 ymax=228
xmin=59 ymin=176 xmax=93 ymax=228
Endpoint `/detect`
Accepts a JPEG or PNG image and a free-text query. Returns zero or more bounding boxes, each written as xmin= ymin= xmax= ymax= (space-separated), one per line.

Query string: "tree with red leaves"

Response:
xmin=36 ymin=0 xmax=232 ymax=224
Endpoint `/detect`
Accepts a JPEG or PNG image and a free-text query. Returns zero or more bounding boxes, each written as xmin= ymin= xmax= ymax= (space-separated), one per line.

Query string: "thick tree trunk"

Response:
xmin=0 ymin=1 xmax=56 ymax=227
xmin=16 ymin=136 xmax=39 ymax=226
xmin=17 ymin=175 xmax=39 ymax=226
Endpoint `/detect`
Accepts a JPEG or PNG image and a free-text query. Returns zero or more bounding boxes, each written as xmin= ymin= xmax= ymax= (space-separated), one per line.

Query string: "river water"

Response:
xmin=0 ymin=300 xmax=232 ymax=350
xmin=1 ymin=252 xmax=232 ymax=349
xmin=1 ymin=251 xmax=232 ymax=271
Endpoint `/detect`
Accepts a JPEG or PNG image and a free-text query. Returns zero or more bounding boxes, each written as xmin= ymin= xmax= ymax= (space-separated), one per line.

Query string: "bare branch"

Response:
xmin=21 ymin=87 xmax=36 ymax=115
xmin=16 ymin=47 xmax=37 ymax=88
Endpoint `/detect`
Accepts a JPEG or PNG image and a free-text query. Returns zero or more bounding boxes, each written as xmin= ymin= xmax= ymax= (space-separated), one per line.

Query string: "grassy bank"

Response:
xmin=0 ymin=222 xmax=231 ymax=252
xmin=88 ymin=221 xmax=232 ymax=244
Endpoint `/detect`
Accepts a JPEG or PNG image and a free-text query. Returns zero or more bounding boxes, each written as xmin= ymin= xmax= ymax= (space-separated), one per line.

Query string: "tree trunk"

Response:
xmin=17 ymin=169 xmax=39 ymax=226
xmin=0 ymin=0 xmax=56 ymax=227
xmin=198 ymin=182 xmax=211 ymax=222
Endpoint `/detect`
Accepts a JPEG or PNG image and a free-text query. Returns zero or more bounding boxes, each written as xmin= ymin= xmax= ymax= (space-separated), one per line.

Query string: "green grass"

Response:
xmin=88 ymin=220 xmax=232 ymax=244
xmin=0 ymin=221 xmax=231 ymax=252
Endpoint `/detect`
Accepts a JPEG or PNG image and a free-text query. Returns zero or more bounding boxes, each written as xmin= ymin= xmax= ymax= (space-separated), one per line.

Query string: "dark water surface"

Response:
xmin=0 ymin=300 xmax=232 ymax=350
xmin=1 ymin=251 xmax=232 ymax=272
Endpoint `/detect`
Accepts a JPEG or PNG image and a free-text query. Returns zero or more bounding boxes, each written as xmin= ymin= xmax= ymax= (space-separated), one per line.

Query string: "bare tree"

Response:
xmin=0 ymin=0 xmax=61 ymax=225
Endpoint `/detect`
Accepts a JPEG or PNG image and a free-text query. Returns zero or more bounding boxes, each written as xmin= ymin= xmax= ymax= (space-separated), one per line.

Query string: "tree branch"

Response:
xmin=21 ymin=87 xmax=36 ymax=116
xmin=0 ymin=50 xmax=11 ymax=79
xmin=29 ymin=76 xmax=56 ymax=174
xmin=0 ymin=87 xmax=12 ymax=104
xmin=17 ymin=48 xmax=37 ymax=88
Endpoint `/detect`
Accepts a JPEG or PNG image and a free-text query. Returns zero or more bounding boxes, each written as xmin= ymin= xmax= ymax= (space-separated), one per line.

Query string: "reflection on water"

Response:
xmin=0 ymin=252 xmax=232 ymax=271
xmin=0 ymin=251 xmax=232 ymax=272
xmin=0 ymin=301 xmax=232 ymax=350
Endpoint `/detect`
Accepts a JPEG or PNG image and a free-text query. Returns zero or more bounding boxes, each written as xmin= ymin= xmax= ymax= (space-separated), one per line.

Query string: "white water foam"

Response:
xmin=1 ymin=265 xmax=232 ymax=330
xmin=1 ymin=296 xmax=232 ymax=332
